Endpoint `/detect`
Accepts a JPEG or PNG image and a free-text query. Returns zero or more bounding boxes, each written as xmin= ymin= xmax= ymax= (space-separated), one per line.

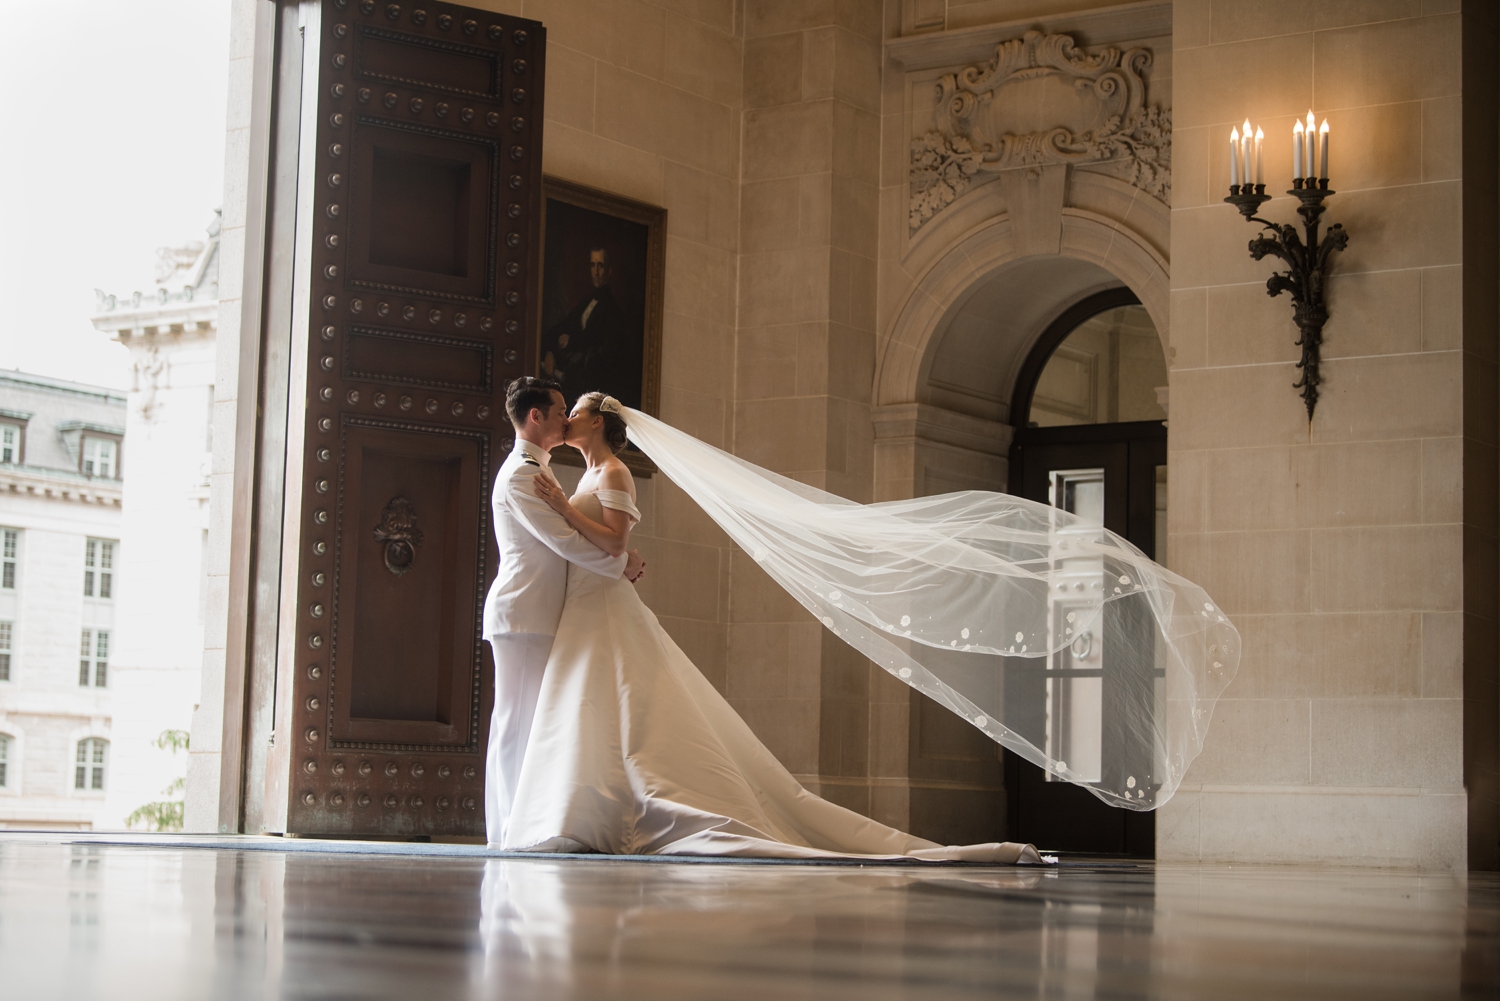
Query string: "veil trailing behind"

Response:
xmin=620 ymin=407 xmax=1238 ymax=811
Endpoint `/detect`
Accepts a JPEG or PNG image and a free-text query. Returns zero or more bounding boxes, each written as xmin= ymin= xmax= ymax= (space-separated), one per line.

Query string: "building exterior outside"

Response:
xmin=0 ymin=372 xmax=124 ymax=829
xmin=0 ymin=213 xmax=220 ymax=831
xmin=89 ymin=217 xmax=220 ymax=830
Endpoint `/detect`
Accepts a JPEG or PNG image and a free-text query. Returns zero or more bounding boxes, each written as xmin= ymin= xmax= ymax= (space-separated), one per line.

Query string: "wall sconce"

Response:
xmin=1224 ymin=112 xmax=1348 ymax=420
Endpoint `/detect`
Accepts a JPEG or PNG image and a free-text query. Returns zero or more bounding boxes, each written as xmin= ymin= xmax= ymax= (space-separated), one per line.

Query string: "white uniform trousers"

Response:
xmin=484 ymin=632 xmax=555 ymax=846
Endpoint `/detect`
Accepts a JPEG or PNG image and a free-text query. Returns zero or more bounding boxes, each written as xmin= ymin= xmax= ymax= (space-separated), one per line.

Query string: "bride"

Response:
xmin=505 ymin=392 xmax=1238 ymax=861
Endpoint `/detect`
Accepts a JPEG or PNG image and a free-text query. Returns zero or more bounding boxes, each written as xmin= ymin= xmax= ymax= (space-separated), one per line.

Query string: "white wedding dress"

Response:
xmin=501 ymin=488 xmax=1043 ymax=864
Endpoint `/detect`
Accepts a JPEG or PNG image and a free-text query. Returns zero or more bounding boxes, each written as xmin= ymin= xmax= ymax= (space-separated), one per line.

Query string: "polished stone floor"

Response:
xmin=1 ymin=834 xmax=1496 ymax=999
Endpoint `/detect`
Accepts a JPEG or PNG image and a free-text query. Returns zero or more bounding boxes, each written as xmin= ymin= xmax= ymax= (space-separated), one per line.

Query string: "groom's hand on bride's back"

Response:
xmin=626 ymin=549 xmax=646 ymax=584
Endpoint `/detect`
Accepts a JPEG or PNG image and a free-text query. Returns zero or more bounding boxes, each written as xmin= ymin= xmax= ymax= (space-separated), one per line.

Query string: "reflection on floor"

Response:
xmin=1 ymin=834 xmax=1496 ymax=999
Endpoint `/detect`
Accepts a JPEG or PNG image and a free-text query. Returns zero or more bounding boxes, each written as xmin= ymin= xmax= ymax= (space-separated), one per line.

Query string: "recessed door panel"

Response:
xmin=346 ymin=118 xmax=497 ymax=302
xmin=283 ymin=0 xmax=545 ymax=838
xmin=331 ymin=419 xmax=485 ymax=745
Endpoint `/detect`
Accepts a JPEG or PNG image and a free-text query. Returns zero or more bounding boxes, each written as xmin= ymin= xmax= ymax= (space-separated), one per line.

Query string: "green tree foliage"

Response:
xmin=126 ymin=730 xmax=190 ymax=832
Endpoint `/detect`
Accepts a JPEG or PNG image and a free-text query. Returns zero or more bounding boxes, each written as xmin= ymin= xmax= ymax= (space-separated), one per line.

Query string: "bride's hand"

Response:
xmin=533 ymin=476 xmax=571 ymax=514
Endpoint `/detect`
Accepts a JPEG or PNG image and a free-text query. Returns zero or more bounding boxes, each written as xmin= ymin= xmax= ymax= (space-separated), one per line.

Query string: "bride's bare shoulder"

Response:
xmin=600 ymin=457 xmax=635 ymax=498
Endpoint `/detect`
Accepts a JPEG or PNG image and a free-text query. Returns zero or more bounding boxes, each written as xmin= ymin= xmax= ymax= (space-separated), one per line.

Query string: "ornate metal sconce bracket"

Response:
xmin=1224 ymin=182 xmax=1348 ymax=419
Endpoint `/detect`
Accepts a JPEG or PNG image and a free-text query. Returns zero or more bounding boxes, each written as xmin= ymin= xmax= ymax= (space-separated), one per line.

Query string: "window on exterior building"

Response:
xmin=2 ymin=529 xmax=16 ymax=589
xmin=0 ymin=733 xmax=9 ymax=787
xmin=0 ymin=622 xmax=11 ymax=682
xmin=75 ymin=738 xmax=107 ymax=791
xmin=82 ymin=436 xmax=118 ymax=478
xmin=0 ymin=423 xmax=20 ymax=464
xmin=79 ymin=629 xmax=108 ymax=687
xmin=84 ymin=539 xmax=115 ymax=598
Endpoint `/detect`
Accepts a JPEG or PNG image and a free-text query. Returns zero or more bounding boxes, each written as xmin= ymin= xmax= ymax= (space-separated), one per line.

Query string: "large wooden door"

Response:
xmin=271 ymin=0 xmax=545 ymax=837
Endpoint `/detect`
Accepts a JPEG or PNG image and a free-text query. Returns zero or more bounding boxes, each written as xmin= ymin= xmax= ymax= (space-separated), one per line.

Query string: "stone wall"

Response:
xmin=1163 ymin=0 xmax=1495 ymax=870
xmin=733 ymin=3 xmax=888 ymax=819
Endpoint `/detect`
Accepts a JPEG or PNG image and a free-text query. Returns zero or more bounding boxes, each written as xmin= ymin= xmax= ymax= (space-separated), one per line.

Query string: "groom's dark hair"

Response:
xmin=506 ymin=376 xmax=564 ymax=428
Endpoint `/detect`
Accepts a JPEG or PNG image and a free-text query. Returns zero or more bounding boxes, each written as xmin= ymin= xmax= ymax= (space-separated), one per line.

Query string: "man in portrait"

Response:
xmin=542 ymin=245 xmax=630 ymax=405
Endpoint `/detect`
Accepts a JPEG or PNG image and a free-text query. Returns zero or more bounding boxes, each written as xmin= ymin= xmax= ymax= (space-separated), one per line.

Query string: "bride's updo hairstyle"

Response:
xmin=576 ymin=392 xmax=629 ymax=455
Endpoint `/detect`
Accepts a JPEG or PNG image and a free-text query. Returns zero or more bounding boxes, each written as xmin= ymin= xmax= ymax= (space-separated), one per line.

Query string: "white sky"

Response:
xmin=0 ymin=0 xmax=231 ymax=390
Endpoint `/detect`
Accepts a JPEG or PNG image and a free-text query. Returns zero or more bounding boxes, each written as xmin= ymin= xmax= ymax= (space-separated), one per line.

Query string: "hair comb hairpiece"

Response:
xmin=599 ymin=396 xmax=623 ymax=414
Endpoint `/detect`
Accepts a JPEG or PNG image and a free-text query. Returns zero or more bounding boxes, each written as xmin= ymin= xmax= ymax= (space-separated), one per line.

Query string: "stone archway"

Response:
xmin=880 ymin=171 xmax=1169 ymax=412
xmin=872 ymin=170 xmax=1169 ymax=504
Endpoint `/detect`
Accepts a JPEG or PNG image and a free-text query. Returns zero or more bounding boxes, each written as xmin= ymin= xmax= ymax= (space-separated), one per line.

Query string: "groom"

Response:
xmin=482 ymin=376 xmax=645 ymax=846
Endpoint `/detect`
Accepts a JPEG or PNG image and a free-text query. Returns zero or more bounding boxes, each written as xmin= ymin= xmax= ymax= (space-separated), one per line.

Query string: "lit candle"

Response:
xmin=1230 ymin=127 xmax=1240 ymax=186
xmin=1254 ymin=127 xmax=1264 ymax=185
xmin=1319 ymin=119 xmax=1329 ymax=181
xmin=1306 ymin=111 xmax=1317 ymax=179
xmin=1293 ymin=120 xmax=1304 ymax=179
xmin=1241 ymin=120 xmax=1252 ymax=189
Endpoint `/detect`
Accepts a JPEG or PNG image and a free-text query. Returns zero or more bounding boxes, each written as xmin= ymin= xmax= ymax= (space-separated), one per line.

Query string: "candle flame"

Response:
xmin=1255 ymin=126 xmax=1264 ymax=141
xmin=1320 ymin=118 xmax=1329 ymax=134
xmin=1231 ymin=126 xmax=1239 ymax=142
xmin=1306 ymin=110 xmax=1316 ymax=131
xmin=1242 ymin=118 xmax=1253 ymax=136
xmin=1294 ymin=120 xmax=1304 ymax=135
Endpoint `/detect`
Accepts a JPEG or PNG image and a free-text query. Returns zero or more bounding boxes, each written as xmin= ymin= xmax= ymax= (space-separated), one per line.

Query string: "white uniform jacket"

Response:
xmin=482 ymin=439 xmax=628 ymax=637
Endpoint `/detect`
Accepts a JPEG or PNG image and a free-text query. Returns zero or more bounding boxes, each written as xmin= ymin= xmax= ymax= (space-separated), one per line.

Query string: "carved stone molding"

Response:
xmin=909 ymin=30 xmax=1171 ymax=233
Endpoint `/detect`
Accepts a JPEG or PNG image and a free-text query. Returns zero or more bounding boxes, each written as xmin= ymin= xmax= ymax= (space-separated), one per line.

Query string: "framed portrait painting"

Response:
xmin=536 ymin=177 xmax=665 ymax=474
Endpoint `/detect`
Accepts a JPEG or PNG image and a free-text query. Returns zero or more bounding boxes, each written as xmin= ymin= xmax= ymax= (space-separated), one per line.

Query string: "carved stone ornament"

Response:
xmin=909 ymin=31 xmax=1171 ymax=232
xmin=373 ymin=496 xmax=423 ymax=576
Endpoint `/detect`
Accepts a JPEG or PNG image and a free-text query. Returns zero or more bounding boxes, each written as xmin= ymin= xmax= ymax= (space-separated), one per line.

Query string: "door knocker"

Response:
xmin=373 ymin=497 xmax=422 ymax=576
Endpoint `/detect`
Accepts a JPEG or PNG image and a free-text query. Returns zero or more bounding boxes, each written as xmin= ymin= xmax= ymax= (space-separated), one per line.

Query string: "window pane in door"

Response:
xmin=1045 ymin=467 xmax=1106 ymax=784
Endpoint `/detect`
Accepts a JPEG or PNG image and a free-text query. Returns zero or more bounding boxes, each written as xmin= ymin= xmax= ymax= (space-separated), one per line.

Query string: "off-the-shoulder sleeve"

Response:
xmin=594 ymin=488 xmax=641 ymax=524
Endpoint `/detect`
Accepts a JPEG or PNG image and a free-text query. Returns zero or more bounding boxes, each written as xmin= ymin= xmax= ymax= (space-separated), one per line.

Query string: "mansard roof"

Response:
xmin=0 ymin=371 xmax=127 ymax=480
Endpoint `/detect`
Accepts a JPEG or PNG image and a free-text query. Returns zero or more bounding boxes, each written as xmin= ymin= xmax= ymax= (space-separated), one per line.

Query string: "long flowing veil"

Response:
xmin=620 ymin=407 xmax=1238 ymax=810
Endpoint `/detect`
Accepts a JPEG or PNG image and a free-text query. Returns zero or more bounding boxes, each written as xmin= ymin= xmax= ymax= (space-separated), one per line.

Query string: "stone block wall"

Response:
xmin=733 ymin=2 xmax=886 ymax=817
xmin=1163 ymin=0 xmax=1496 ymax=869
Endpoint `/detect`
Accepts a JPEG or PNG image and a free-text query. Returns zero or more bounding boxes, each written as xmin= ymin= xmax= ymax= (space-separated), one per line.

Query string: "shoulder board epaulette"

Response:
xmin=521 ymin=456 xmax=541 ymax=467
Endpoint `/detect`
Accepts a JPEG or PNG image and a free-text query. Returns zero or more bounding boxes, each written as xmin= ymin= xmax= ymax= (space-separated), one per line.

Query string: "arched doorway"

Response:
xmin=1005 ymin=288 xmax=1168 ymax=857
xmin=872 ymin=181 xmax=1171 ymax=851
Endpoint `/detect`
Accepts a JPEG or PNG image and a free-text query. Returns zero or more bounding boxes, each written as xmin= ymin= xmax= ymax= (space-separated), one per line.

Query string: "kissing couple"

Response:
xmin=482 ymin=375 xmax=1239 ymax=861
